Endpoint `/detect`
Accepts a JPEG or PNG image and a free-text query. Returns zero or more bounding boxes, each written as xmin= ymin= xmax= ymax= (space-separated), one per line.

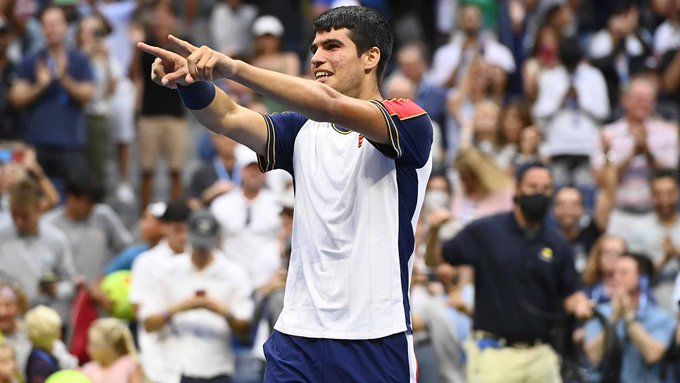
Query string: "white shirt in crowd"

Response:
xmin=211 ymin=188 xmax=281 ymax=289
xmin=155 ymin=252 xmax=254 ymax=379
xmin=654 ymin=20 xmax=680 ymax=56
xmin=129 ymin=239 xmax=183 ymax=383
xmin=209 ymin=1 xmax=258 ymax=57
xmin=429 ymin=32 xmax=516 ymax=88
xmin=532 ymin=62 xmax=610 ymax=157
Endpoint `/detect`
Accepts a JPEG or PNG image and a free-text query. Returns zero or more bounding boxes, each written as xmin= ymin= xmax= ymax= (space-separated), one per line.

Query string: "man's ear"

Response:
xmin=363 ymin=47 xmax=381 ymax=73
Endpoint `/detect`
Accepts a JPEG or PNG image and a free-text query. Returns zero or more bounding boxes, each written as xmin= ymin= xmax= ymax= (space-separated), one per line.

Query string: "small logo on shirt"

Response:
xmin=539 ymin=247 xmax=553 ymax=262
xmin=358 ymin=134 xmax=364 ymax=148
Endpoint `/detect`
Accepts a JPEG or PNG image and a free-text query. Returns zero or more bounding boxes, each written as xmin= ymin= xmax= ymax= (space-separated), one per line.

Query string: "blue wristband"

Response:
xmin=177 ymin=81 xmax=216 ymax=110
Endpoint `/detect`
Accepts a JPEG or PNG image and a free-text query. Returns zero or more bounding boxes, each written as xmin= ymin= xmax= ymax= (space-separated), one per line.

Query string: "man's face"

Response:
xmin=241 ymin=163 xmax=266 ymax=192
xmin=66 ymin=195 xmax=95 ymax=221
xmin=41 ymin=8 xmax=68 ymax=47
xmin=553 ymin=188 xmax=584 ymax=229
xmin=139 ymin=211 xmax=164 ymax=243
xmin=212 ymin=135 xmax=237 ymax=160
xmin=310 ymin=28 xmax=371 ymax=97
xmin=623 ymin=80 xmax=656 ymax=122
xmin=0 ymin=290 xmax=19 ymax=333
xmin=460 ymin=6 xmax=482 ymax=36
xmin=164 ymin=222 xmax=187 ymax=254
xmin=11 ymin=206 xmax=39 ymax=235
xmin=397 ymin=46 xmax=425 ymax=83
xmin=652 ymin=177 xmax=679 ymax=219
xmin=613 ymin=257 xmax=639 ymax=294
xmin=516 ymin=167 xmax=553 ymax=199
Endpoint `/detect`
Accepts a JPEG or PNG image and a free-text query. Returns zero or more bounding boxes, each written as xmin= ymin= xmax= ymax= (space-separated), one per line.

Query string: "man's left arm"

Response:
xmin=57 ymin=54 xmax=95 ymax=105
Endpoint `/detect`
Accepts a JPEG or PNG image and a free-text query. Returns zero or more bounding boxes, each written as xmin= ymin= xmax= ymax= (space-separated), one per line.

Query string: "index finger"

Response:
xmin=169 ymin=34 xmax=197 ymax=57
xmin=137 ymin=41 xmax=176 ymax=61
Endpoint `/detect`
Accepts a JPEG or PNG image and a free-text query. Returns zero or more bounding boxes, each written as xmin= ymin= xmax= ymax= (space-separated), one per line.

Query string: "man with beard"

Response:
xmin=440 ymin=163 xmax=592 ymax=382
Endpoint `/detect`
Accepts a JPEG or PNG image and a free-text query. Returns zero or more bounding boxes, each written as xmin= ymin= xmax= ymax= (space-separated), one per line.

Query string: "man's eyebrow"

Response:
xmin=310 ymin=38 xmax=345 ymax=52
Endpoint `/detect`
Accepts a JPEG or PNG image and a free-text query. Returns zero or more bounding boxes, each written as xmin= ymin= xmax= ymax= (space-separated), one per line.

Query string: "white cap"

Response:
xmin=252 ymin=15 xmax=284 ymax=38
xmin=235 ymin=145 xmax=259 ymax=171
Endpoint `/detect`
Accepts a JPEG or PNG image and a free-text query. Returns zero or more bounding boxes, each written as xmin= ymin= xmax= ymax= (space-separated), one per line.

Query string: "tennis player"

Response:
xmin=138 ymin=6 xmax=432 ymax=382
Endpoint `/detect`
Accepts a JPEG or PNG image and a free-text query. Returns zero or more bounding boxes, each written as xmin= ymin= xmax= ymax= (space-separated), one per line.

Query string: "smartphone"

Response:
xmin=0 ymin=149 xmax=25 ymax=164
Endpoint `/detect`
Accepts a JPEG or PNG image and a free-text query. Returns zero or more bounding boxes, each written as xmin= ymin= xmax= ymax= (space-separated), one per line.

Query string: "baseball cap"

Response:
xmin=160 ymin=199 xmax=191 ymax=223
xmin=188 ymin=210 xmax=220 ymax=250
xmin=147 ymin=202 xmax=167 ymax=219
xmin=252 ymin=15 xmax=284 ymax=38
xmin=235 ymin=145 xmax=259 ymax=171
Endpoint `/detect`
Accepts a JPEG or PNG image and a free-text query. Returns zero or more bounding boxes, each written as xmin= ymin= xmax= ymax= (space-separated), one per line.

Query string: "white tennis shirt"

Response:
xmin=256 ymin=99 xmax=433 ymax=339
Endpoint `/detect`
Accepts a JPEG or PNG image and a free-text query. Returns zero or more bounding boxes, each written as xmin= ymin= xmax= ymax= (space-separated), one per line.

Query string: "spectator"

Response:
xmin=77 ymin=14 xmax=117 ymax=181
xmin=410 ymin=264 xmax=470 ymax=383
xmin=532 ymin=36 xmax=610 ymax=190
xmin=80 ymin=318 xmax=142 ymax=383
xmin=590 ymin=4 xmax=653 ymax=111
xmin=608 ymin=170 xmax=680 ymax=313
xmin=24 ymin=306 xmax=77 ymax=383
xmin=459 ymin=99 xmax=513 ymax=169
xmin=394 ymin=42 xmax=449 ymax=154
xmin=187 ymin=135 xmax=239 ymax=210
xmin=496 ymin=100 xmax=532 ymax=172
xmin=653 ymin=0 xmax=680 ymax=57
xmin=551 ymin=160 xmax=617 ymax=271
xmin=103 ymin=201 xmax=166 ymax=275
xmin=8 ymin=5 xmax=95 ymax=194
xmin=143 ymin=210 xmax=253 ymax=383
xmin=0 ymin=282 xmax=30 ymax=375
xmin=581 ymin=235 xmax=628 ymax=304
xmin=210 ymin=152 xmax=281 ymax=290
xmin=595 ymin=76 xmax=678 ymax=225
xmin=585 ymin=254 xmax=676 ymax=383
xmin=135 ymin=2 xmax=187 ymax=210
xmin=44 ymin=174 xmax=132 ymax=284
xmin=209 ymin=0 xmax=258 ymax=57
xmin=512 ymin=124 xmax=543 ymax=168
xmin=0 ymin=342 xmax=20 ymax=383
xmin=430 ymin=4 xmax=515 ymax=90
xmin=449 ymin=147 xmax=513 ymax=226
xmin=96 ymin=0 xmax=139 ymax=203
xmin=0 ymin=18 xmax=20 ymax=140
xmin=129 ymin=199 xmax=189 ymax=383
xmin=522 ymin=24 xmax=560 ymax=102
xmin=0 ymin=179 xmax=75 ymax=320
xmin=440 ymin=164 xmax=592 ymax=382
xmin=250 ymin=15 xmax=300 ymax=113
xmin=0 ymin=146 xmax=60 ymax=229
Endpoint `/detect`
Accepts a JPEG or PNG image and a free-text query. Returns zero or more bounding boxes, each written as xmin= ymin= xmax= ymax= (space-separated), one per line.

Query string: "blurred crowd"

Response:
xmin=0 ymin=0 xmax=679 ymax=382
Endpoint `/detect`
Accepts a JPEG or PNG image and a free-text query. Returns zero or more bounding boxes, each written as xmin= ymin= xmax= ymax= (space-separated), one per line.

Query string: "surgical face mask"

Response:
xmin=516 ymin=193 xmax=551 ymax=223
xmin=425 ymin=190 xmax=450 ymax=211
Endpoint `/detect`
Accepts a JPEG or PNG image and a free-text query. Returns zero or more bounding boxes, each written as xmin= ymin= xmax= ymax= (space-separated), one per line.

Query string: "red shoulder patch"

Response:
xmin=381 ymin=99 xmax=427 ymax=120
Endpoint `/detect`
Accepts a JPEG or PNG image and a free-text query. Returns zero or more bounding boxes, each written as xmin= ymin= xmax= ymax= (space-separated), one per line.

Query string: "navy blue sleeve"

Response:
xmin=555 ymin=240 xmax=580 ymax=298
xmin=16 ymin=55 xmax=35 ymax=82
xmin=369 ymin=99 xmax=433 ymax=168
xmin=257 ymin=112 xmax=308 ymax=175
xmin=70 ymin=51 xmax=94 ymax=82
xmin=442 ymin=223 xmax=478 ymax=266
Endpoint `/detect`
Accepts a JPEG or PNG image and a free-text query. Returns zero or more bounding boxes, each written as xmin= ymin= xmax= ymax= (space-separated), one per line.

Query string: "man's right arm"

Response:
xmin=9 ymin=80 xmax=50 ymax=110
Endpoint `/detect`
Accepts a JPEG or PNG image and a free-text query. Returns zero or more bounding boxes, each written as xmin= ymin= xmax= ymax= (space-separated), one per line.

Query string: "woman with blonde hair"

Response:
xmin=0 ymin=342 xmax=22 ymax=383
xmin=80 ymin=318 xmax=142 ymax=383
xmin=581 ymin=235 xmax=627 ymax=304
xmin=450 ymin=147 xmax=514 ymax=225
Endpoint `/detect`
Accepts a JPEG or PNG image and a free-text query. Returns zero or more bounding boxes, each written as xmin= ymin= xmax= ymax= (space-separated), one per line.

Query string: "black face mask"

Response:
xmin=516 ymin=194 xmax=551 ymax=223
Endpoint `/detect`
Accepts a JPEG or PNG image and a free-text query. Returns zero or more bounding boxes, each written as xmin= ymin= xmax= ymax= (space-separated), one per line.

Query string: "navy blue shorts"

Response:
xmin=263 ymin=330 xmax=417 ymax=383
